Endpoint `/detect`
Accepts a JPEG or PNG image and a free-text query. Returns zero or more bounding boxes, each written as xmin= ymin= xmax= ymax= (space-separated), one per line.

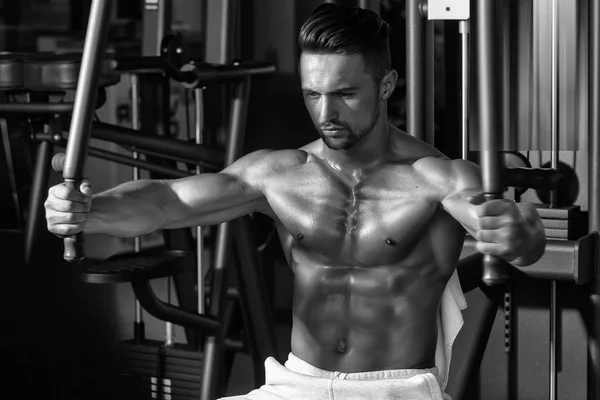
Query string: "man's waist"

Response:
xmin=290 ymin=330 xmax=438 ymax=373
xmin=283 ymin=352 xmax=440 ymax=380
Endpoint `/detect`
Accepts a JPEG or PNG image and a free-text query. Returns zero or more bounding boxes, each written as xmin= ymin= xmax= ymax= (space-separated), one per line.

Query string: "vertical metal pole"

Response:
xmin=201 ymin=2 xmax=236 ymax=398
xmin=460 ymin=20 xmax=470 ymax=160
xmin=0 ymin=118 xmax=22 ymax=229
xmin=201 ymin=77 xmax=251 ymax=400
xmin=141 ymin=0 xmax=199 ymax=349
xmin=23 ymin=122 xmax=55 ymax=267
xmin=406 ymin=0 xmax=426 ymax=140
xmin=141 ymin=0 xmax=176 ymax=353
xmin=501 ymin=0 xmax=511 ymax=150
xmin=164 ymin=47 xmax=174 ymax=347
xmin=445 ymin=292 xmax=498 ymax=400
xmin=551 ymin=0 xmax=560 ymax=204
xmin=195 ymin=88 xmax=205 ymax=315
xmin=130 ymin=74 xmax=145 ymax=342
xmin=62 ymin=0 xmax=113 ymax=262
xmin=550 ymin=280 xmax=557 ymax=400
xmin=477 ymin=0 xmax=503 ymax=195
xmin=142 ymin=0 xmax=172 ymax=57
xmin=477 ymin=0 xmax=507 ymax=286
xmin=500 ymin=1 xmax=515 ymax=356
xmin=131 ymin=74 xmax=141 ymax=246
xmin=588 ymin=0 xmax=600 ymax=398
xmin=205 ymin=0 xmax=234 ymax=63
xmin=165 ymin=281 xmax=174 ymax=347
xmin=550 ymin=1 xmax=559 ymax=399
xmin=219 ymin=0 xmax=232 ymax=64
xmin=233 ymin=216 xmax=277 ymax=387
xmin=202 ymin=227 xmax=231 ymax=400
xmin=425 ymin=19 xmax=436 ymax=146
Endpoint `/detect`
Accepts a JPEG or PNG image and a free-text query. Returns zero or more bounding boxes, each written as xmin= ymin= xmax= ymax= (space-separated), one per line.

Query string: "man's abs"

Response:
xmin=286 ymin=238 xmax=453 ymax=373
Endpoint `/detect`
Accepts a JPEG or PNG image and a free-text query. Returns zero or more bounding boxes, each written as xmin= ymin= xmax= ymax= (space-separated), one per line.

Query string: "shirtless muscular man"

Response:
xmin=45 ymin=4 xmax=545 ymax=399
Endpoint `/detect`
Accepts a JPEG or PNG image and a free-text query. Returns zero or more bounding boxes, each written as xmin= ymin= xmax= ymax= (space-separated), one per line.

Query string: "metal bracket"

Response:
xmin=427 ymin=0 xmax=469 ymax=20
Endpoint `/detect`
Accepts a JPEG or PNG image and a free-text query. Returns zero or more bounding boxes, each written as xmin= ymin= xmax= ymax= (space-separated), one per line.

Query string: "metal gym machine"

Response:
xmin=0 ymin=1 xmax=278 ymax=399
xmin=402 ymin=0 xmax=599 ymax=399
xmin=67 ymin=1 xmax=277 ymax=398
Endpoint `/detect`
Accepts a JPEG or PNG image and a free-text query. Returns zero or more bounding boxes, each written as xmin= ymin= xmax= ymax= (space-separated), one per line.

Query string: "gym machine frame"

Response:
xmin=0 ymin=1 xmax=277 ymax=399
xmin=408 ymin=1 xmax=599 ymax=399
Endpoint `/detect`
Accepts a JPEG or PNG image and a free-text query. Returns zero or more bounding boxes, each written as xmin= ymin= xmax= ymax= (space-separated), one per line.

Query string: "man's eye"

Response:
xmin=340 ymin=93 xmax=354 ymax=98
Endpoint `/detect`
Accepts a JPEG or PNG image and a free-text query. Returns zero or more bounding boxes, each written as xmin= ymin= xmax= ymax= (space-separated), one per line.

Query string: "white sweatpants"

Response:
xmin=220 ymin=353 xmax=448 ymax=400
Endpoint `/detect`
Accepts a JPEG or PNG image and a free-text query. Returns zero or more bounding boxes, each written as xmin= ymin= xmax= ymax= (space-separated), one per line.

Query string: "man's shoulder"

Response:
xmin=412 ymin=156 xmax=482 ymax=194
xmin=251 ymin=148 xmax=309 ymax=167
xmin=265 ymin=139 xmax=324 ymax=168
xmin=388 ymin=129 xmax=443 ymax=167
xmin=387 ymin=128 xmax=479 ymax=184
xmin=231 ymin=148 xmax=309 ymax=181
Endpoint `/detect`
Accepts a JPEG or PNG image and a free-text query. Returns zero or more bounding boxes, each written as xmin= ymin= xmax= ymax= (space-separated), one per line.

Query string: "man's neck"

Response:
xmin=321 ymin=121 xmax=392 ymax=174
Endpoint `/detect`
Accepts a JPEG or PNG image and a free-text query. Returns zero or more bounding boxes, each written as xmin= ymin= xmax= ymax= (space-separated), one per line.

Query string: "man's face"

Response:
xmin=300 ymin=52 xmax=380 ymax=150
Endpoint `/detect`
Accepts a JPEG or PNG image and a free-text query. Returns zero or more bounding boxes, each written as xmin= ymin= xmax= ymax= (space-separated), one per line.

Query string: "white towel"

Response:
xmin=435 ymin=269 xmax=468 ymax=393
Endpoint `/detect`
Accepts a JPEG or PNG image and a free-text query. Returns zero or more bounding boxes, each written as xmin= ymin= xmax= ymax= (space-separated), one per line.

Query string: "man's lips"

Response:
xmin=322 ymin=129 xmax=346 ymax=138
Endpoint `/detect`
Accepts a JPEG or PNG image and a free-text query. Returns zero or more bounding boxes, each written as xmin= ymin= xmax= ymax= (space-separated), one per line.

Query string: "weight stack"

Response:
xmin=534 ymin=204 xmax=587 ymax=241
xmin=117 ymin=339 xmax=204 ymax=400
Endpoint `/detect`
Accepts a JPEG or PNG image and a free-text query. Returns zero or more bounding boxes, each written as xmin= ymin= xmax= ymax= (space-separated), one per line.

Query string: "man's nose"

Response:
xmin=319 ymin=96 xmax=338 ymax=123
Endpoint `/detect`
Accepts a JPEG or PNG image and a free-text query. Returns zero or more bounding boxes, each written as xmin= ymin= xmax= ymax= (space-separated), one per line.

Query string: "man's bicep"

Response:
xmin=161 ymin=149 xmax=296 ymax=228
xmin=163 ymin=148 xmax=306 ymax=228
xmin=161 ymin=172 xmax=264 ymax=228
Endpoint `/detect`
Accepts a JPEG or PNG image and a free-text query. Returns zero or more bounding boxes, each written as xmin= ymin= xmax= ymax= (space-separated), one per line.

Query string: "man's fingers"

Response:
xmin=475 ymin=241 xmax=511 ymax=259
xmin=474 ymin=228 xmax=504 ymax=243
xmin=48 ymin=200 xmax=90 ymax=213
xmin=46 ymin=209 xmax=87 ymax=235
xmin=478 ymin=215 xmax=513 ymax=230
xmin=475 ymin=199 xmax=514 ymax=217
xmin=80 ymin=179 xmax=93 ymax=197
xmin=48 ymin=222 xmax=86 ymax=237
xmin=50 ymin=183 xmax=89 ymax=203
xmin=48 ymin=211 xmax=88 ymax=224
xmin=467 ymin=194 xmax=486 ymax=206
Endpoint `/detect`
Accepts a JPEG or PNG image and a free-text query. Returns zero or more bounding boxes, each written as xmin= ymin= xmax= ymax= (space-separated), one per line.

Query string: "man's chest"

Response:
xmin=262 ymin=164 xmax=444 ymax=265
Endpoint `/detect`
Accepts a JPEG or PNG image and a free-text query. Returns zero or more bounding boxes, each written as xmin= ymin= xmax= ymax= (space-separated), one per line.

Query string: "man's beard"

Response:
xmin=317 ymin=104 xmax=380 ymax=151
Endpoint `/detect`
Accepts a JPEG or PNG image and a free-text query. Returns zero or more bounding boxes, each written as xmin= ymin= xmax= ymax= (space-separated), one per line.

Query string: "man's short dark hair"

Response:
xmin=298 ymin=4 xmax=391 ymax=84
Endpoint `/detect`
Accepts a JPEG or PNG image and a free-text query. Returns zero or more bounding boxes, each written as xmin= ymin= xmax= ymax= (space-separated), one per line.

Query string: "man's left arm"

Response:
xmin=435 ymin=158 xmax=546 ymax=267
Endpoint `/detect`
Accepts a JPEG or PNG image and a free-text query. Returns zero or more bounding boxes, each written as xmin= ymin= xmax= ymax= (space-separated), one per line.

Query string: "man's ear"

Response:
xmin=379 ymin=69 xmax=398 ymax=100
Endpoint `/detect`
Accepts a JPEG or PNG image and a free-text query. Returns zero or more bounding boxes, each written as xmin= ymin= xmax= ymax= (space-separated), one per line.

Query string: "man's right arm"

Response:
xmin=45 ymin=150 xmax=278 ymax=238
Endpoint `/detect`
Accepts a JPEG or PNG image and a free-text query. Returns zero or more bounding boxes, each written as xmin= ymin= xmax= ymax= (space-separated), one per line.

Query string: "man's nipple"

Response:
xmin=296 ymin=233 xmax=304 ymax=241
xmin=385 ymin=238 xmax=396 ymax=246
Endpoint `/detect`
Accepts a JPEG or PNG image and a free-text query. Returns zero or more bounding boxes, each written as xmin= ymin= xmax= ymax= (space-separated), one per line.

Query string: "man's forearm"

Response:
xmin=510 ymin=204 xmax=546 ymax=267
xmin=85 ymin=179 xmax=167 ymax=237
